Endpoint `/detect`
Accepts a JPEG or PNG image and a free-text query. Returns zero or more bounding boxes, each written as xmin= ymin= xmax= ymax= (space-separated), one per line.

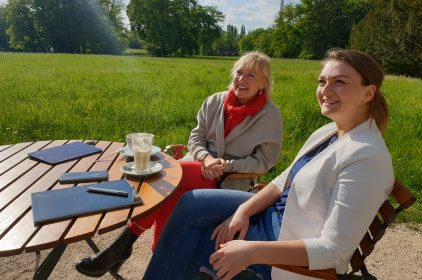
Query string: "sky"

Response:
xmin=0 ymin=0 xmax=301 ymax=31
xmin=198 ymin=0 xmax=300 ymax=31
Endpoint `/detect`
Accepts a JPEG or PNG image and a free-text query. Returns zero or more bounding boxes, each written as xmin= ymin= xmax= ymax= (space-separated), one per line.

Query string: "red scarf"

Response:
xmin=223 ymin=89 xmax=267 ymax=137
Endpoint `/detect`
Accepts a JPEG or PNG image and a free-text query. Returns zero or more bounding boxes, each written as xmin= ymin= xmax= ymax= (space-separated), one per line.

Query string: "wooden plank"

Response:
xmin=0 ymin=144 xmax=12 ymax=152
xmin=0 ymin=162 xmax=50 ymax=210
xmin=130 ymin=152 xmax=182 ymax=220
xmin=25 ymin=141 xmax=112 ymax=252
xmin=0 ymin=141 xmax=71 ymax=238
xmin=0 ymin=142 xmax=32 ymax=162
xmin=0 ymin=211 xmax=38 ymax=257
xmin=0 ymin=160 xmax=39 ymax=192
xmin=0 ymin=141 xmax=50 ymax=174
xmin=129 ymin=181 xmax=165 ymax=221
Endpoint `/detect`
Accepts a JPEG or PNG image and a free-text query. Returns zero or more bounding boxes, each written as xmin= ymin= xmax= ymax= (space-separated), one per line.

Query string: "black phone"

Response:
xmin=58 ymin=170 xmax=108 ymax=184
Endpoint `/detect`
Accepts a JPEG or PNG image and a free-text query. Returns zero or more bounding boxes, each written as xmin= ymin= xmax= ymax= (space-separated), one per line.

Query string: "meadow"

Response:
xmin=0 ymin=52 xmax=421 ymax=222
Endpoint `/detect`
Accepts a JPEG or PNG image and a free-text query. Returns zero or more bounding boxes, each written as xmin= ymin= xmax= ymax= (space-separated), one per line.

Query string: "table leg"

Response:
xmin=33 ymin=243 xmax=67 ymax=280
xmin=85 ymin=238 xmax=125 ymax=280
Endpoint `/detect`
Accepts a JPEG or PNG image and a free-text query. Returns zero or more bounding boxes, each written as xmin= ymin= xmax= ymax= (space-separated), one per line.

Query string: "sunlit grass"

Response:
xmin=0 ymin=52 xmax=420 ymax=222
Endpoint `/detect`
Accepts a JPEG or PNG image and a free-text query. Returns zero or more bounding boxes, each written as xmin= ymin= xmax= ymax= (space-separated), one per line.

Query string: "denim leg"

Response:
xmin=142 ymin=189 xmax=253 ymax=280
xmin=193 ymin=205 xmax=281 ymax=280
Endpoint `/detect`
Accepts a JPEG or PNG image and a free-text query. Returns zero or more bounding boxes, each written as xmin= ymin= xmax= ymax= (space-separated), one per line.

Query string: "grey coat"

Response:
xmin=184 ymin=91 xmax=283 ymax=190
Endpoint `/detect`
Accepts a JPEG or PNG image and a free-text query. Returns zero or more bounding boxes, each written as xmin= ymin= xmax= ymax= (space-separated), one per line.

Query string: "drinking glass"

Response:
xmin=126 ymin=133 xmax=154 ymax=154
xmin=131 ymin=133 xmax=153 ymax=172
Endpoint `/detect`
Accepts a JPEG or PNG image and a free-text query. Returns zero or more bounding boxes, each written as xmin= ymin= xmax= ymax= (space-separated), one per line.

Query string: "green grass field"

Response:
xmin=0 ymin=52 xmax=421 ymax=222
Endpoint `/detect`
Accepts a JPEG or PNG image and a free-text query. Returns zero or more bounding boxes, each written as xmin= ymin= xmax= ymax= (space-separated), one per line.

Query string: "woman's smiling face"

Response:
xmin=316 ymin=60 xmax=375 ymax=134
xmin=233 ymin=66 xmax=266 ymax=104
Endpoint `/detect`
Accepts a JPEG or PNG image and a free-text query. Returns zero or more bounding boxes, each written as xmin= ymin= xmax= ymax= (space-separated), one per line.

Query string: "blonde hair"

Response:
xmin=323 ymin=48 xmax=389 ymax=134
xmin=228 ymin=52 xmax=273 ymax=99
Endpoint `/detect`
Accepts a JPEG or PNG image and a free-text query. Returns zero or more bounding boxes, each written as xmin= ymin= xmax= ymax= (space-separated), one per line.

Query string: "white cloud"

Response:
xmin=198 ymin=0 xmax=300 ymax=31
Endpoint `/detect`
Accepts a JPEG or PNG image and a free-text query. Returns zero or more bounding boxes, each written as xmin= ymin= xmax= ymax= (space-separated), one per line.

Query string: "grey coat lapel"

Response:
xmin=215 ymin=102 xmax=226 ymax=158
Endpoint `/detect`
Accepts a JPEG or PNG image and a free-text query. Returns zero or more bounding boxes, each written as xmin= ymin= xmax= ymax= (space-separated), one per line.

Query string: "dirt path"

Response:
xmin=1 ymin=223 xmax=421 ymax=279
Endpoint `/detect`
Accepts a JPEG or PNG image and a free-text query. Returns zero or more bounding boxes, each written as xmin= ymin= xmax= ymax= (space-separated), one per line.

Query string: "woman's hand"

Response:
xmin=201 ymin=155 xmax=226 ymax=179
xmin=209 ymin=240 xmax=254 ymax=280
xmin=211 ymin=207 xmax=249 ymax=251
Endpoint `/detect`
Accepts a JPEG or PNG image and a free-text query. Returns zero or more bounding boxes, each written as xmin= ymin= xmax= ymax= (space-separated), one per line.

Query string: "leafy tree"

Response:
xmin=100 ymin=0 xmax=126 ymax=30
xmin=350 ymin=0 xmax=422 ymax=77
xmin=272 ymin=0 xmax=373 ymax=59
xmin=272 ymin=4 xmax=304 ymax=58
xmin=195 ymin=5 xmax=224 ymax=55
xmin=128 ymin=0 xmax=223 ymax=56
xmin=5 ymin=0 xmax=126 ymax=54
xmin=239 ymin=24 xmax=246 ymax=38
xmin=126 ymin=29 xmax=142 ymax=49
xmin=238 ymin=33 xmax=255 ymax=53
xmin=6 ymin=0 xmax=42 ymax=51
xmin=211 ymin=24 xmax=239 ymax=56
xmin=0 ymin=4 xmax=9 ymax=51
xmin=238 ymin=28 xmax=274 ymax=56
xmin=128 ymin=0 xmax=177 ymax=56
xmin=298 ymin=0 xmax=374 ymax=59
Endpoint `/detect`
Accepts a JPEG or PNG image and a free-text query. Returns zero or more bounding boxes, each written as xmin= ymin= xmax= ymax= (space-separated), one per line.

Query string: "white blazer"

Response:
xmin=270 ymin=118 xmax=394 ymax=280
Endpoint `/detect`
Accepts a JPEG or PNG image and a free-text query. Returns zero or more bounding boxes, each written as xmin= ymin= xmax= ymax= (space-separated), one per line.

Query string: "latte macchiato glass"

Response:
xmin=126 ymin=133 xmax=154 ymax=172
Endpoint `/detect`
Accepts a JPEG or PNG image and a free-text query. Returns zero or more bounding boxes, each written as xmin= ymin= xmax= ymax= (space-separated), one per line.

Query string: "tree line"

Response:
xmin=0 ymin=0 xmax=129 ymax=54
xmin=239 ymin=0 xmax=422 ymax=77
xmin=0 ymin=0 xmax=421 ymax=77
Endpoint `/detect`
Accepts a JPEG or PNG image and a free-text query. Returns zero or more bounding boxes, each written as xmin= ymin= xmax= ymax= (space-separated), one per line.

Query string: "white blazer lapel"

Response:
xmin=292 ymin=124 xmax=338 ymax=164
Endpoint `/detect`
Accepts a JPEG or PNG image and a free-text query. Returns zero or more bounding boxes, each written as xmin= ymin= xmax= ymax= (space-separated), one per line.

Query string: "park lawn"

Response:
xmin=0 ymin=51 xmax=421 ymax=222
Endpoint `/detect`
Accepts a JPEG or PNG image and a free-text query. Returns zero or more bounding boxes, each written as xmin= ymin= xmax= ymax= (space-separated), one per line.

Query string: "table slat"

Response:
xmin=0 ymin=162 xmax=50 ymax=210
xmin=0 ymin=141 xmax=50 ymax=175
xmin=0 ymin=142 xmax=32 ymax=162
xmin=0 ymin=160 xmax=39 ymax=192
xmin=0 ymin=211 xmax=37 ymax=256
xmin=0 ymin=144 xmax=12 ymax=153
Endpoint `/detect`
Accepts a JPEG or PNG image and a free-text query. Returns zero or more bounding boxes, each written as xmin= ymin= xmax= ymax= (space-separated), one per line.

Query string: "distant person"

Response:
xmin=75 ymin=52 xmax=283 ymax=277
xmin=49 ymin=46 xmax=54 ymax=53
xmin=140 ymin=49 xmax=394 ymax=280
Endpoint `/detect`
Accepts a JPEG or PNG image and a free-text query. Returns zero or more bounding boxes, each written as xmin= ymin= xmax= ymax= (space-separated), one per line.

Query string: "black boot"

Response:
xmin=75 ymin=226 xmax=138 ymax=277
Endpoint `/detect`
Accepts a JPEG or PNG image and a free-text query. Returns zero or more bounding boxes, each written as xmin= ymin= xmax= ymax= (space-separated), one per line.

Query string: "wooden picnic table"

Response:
xmin=0 ymin=140 xmax=182 ymax=280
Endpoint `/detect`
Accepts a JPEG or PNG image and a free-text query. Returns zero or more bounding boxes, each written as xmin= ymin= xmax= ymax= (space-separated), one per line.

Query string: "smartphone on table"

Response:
xmin=58 ymin=170 xmax=108 ymax=184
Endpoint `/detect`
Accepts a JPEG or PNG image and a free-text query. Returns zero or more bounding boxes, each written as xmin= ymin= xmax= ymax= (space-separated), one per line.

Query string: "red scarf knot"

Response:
xmin=223 ymin=89 xmax=267 ymax=137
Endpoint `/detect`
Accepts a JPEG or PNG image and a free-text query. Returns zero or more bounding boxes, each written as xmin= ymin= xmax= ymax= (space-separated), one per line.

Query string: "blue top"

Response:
xmin=273 ymin=134 xmax=338 ymax=236
xmin=242 ymin=134 xmax=338 ymax=279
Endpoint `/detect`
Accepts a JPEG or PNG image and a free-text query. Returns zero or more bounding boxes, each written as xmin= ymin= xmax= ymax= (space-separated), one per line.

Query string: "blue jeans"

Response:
xmin=142 ymin=189 xmax=280 ymax=280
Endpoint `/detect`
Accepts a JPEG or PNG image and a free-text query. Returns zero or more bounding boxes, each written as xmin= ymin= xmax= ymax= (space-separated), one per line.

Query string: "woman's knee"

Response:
xmin=174 ymin=189 xmax=252 ymax=220
xmin=175 ymin=190 xmax=210 ymax=217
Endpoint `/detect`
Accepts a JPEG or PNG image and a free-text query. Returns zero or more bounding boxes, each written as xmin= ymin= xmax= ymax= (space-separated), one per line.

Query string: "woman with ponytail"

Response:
xmin=75 ymin=52 xmax=283 ymax=278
